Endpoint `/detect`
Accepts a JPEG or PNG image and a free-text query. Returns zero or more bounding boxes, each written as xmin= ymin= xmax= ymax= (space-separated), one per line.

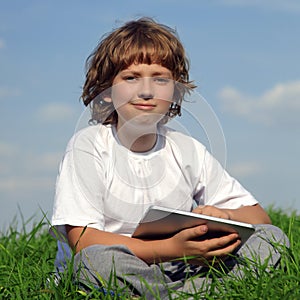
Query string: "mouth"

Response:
xmin=131 ymin=102 xmax=156 ymax=110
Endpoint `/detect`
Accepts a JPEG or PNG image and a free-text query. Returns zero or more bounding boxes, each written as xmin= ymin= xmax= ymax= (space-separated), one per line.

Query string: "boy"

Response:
xmin=51 ymin=17 xmax=288 ymax=298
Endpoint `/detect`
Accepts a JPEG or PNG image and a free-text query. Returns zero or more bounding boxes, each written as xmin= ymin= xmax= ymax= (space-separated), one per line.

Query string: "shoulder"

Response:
xmin=66 ymin=124 xmax=113 ymax=152
xmin=160 ymin=125 xmax=207 ymax=153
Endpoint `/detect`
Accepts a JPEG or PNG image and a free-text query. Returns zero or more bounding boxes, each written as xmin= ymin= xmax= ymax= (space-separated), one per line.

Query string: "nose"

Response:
xmin=138 ymin=77 xmax=154 ymax=100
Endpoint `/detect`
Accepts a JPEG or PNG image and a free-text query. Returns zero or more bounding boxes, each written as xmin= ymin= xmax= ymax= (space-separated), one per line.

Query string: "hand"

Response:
xmin=167 ymin=224 xmax=241 ymax=266
xmin=192 ymin=205 xmax=231 ymax=220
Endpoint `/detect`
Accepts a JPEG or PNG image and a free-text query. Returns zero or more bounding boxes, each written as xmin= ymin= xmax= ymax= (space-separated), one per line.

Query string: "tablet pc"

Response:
xmin=132 ymin=205 xmax=255 ymax=244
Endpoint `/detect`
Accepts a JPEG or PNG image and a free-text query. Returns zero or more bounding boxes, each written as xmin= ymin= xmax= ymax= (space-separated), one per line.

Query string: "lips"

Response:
xmin=131 ymin=102 xmax=156 ymax=110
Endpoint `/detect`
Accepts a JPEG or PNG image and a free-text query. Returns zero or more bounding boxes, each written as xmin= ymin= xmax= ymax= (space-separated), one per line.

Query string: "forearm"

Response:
xmin=66 ymin=226 xmax=174 ymax=264
xmin=66 ymin=224 xmax=242 ymax=266
xmin=224 ymin=204 xmax=271 ymax=224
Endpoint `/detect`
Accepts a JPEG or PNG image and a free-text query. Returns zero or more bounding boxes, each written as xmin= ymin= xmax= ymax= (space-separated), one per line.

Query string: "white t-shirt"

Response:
xmin=51 ymin=124 xmax=257 ymax=239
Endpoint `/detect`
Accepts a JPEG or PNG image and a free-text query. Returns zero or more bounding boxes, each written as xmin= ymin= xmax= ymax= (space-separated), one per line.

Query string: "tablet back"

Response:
xmin=132 ymin=205 xmax=255 ymax=244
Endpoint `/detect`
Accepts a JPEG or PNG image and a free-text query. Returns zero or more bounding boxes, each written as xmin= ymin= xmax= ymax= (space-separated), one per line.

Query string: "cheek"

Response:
xmin=111 ymin=84 xmax=135 ymax=109
xmin=159 ymin=99 xmax=172 ymax=112
xmin=155 ymin=86 xmax=174 ymax=104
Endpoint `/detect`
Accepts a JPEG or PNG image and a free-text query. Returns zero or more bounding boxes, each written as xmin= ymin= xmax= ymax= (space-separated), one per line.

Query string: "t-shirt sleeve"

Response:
xmin=51 ymin=134 xmax=106 ymax=240
xmin=196 ymin=149 xmax=258 ymax=209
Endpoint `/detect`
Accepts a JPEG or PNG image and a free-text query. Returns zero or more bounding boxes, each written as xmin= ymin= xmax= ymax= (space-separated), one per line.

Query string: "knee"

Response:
xmin=74 ymin=244 xmax=134 ymax=267
xmin=254 ymin=224 xmax=290 ymax=248
xmin=74 ymin=244 xmax=135 ymax=279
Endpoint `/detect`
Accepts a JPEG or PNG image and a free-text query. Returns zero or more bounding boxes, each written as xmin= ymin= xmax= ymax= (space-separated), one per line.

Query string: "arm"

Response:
xmin=66 ymin=224 xmax=241 ymax=265
xmin=199 ymin=148 xmax=271 ymax=224
xmin=193 ymin=204 xmax=271 ymax=224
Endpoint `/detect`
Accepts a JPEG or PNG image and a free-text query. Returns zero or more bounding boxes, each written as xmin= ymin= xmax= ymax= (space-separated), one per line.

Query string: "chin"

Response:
xmin=133 ymin=115 xmax=164 ymax=127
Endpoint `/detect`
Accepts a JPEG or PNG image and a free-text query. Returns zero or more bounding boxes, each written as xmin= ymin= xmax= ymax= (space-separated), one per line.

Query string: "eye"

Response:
xmin=124 ymin=76 xmax=138 ymax=82
xmin=154 ymin=77 xmax=171 ymax=85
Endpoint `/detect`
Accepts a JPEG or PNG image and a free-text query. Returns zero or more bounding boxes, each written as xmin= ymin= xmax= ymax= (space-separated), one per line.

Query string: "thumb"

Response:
xmin=187 ymin=225 xmax=208 ymax=240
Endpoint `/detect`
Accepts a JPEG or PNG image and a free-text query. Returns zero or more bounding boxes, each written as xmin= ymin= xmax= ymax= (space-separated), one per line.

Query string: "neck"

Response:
xmin=116 ymin=123 xmax=158 ymax=152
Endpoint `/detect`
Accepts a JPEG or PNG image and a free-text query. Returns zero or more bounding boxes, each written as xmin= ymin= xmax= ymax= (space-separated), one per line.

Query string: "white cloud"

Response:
xmin=0 ymin=142 xmax=19 ymax=157
xmin=0 ymin=149 xmax=61 ymax=195
xmin=0 ymin=87 xmax=21 ymax=99
xmin=0 ymin=38 xmax=5 ymax=49
xmin=34 ymin=152 xmax=62 ymax=172
xmin=36 ymin=102 xmax=76 ymax=122
xmin=0 ymin=176 xmax=54 ymax=192
xmin=0 ymin=142 xmax=19 ymax=175
xmin=228 ymin=161 xmax=262 ymax=178
xmin=218 ymin=0 xmax=300 ymax=13
xmin=219 ymin=80 xmax=300 ymax=126
xmin=0 ymin=139 xmax=62 ymax=180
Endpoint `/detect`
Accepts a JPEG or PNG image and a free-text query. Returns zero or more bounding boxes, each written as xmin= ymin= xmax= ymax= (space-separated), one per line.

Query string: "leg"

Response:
xmin=73 ymin=226 xmax=289 ymax=297
xmin=229 ymin=224 xmax=290 ymax=276
xmin=182 ymin=224 xmax=290 ymax=292
xmin=54 ymin=240 xmax=72 ymax=273
xmin=73 ymin=244 xmax=183 ymax=299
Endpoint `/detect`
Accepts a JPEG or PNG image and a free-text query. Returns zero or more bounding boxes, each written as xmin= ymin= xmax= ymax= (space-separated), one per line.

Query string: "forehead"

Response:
xmin=119 ymin=63 xmax=173 ymax=76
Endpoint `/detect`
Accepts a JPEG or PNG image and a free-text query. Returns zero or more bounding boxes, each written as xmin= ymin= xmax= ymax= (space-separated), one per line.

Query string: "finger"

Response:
xmin=208 ymin=238 xmax=241 ymax=257
xmin=184 ymin=225 xmax=208 ymax=240
xmin=192 ymin=206 xmax=204 ymax=214
xmin=195 ymin=205 xmax=215 ymax=216
xmin=197 ymin=232 xmax=239 ymax=251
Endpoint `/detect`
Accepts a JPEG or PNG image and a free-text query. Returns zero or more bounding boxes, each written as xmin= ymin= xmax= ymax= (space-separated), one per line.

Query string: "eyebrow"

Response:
xmin=120 ymin=70 xmax=173 ymax=77
xmin=152 ymin=72 xmax=173 ymax=77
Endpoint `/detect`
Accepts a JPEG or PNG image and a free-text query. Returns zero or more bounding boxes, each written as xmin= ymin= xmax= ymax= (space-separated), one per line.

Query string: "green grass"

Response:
xmin=0 ymin=207 xmax=299 ymax=299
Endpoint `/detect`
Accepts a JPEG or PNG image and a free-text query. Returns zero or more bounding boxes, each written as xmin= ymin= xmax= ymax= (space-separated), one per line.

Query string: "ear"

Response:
xmin=102 ymin=93 xmax=112 ymax=103
xmin=99 ymin=87 xmax=112 ymax=103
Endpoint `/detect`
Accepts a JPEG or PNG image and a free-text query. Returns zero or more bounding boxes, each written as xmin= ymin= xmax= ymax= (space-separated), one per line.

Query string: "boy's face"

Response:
xmin=105 ymin=63 xmax=174 ymax=130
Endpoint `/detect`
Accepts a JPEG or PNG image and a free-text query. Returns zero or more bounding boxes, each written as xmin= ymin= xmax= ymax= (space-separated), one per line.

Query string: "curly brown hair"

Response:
xmin=81 ymin=17 xmax=196 ymax=124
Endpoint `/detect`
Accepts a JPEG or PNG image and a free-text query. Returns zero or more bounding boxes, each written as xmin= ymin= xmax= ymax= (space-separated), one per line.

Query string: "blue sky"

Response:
xmin=1 ymin=0 xmax=299 ymax=231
